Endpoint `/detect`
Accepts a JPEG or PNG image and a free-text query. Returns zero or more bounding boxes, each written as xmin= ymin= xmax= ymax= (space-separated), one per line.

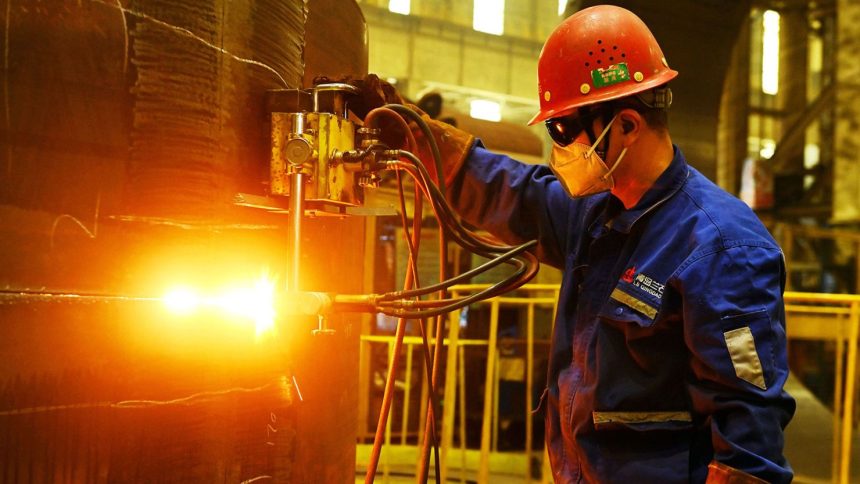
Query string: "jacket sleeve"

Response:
xmin=446 ymin=144 xmax=585 ymax=269
xmin=677 ymin=244 xmax=795 ymax=483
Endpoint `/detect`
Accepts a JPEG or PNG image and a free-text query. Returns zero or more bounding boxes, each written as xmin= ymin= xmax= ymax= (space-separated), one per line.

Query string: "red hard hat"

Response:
xmin=528 ymin=5 xmax=678 ymax=126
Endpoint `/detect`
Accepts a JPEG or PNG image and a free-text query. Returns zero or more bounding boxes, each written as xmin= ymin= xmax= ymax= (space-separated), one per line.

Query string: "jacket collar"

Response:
xmin=590 ymin=145 xmax=689 ymax=236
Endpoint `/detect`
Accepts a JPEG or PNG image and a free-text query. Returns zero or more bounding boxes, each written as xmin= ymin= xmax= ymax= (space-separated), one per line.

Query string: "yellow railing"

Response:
xmin=357 ymin=286 xmax=860 ymax=483
xmin=784 ymin=291 xmax=860 ymax=484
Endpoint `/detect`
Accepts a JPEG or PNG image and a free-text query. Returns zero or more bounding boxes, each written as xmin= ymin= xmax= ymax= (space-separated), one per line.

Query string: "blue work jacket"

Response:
xmin=448 ymin=144 xmax=795 ymax=483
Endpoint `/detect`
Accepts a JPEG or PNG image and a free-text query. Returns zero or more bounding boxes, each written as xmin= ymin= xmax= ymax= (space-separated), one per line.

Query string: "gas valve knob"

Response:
xmin=285 ymin=136 xmax=313 ymax=166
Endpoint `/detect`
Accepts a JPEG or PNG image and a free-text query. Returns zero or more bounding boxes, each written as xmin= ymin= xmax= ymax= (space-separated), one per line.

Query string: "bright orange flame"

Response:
xmin=163 ymin=287 xmax=201 ymax=315
xmin=213 ymin=276 xmax=277 ymax=337
xmin=162 ymin=272 xmax=279 ymax=337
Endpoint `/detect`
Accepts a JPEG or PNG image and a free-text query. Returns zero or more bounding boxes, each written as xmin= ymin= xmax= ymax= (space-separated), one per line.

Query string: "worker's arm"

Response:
xmin=348 ymin=77 xmax=584 ymax=265
xmin=445 ymin=144 xmax=589 ymax=269
xmin=678 ymin=245 xmax=795 ymax=483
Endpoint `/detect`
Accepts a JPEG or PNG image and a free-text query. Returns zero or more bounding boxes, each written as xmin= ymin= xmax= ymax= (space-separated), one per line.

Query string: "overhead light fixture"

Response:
xmin=762 ymin=10 xmax=780 ymax=95
xmin=388 ymin=0 xmax=410 ymax=15
xmin=473 ymin=0 xmax=505 ymax=35
xmin=470 ymin=99 xmax=502 ymax=122
xmin=759 ymin=139 xmax=776 ymax=159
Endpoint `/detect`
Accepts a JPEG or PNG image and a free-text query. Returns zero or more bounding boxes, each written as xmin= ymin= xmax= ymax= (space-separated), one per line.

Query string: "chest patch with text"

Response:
xmin=621 ymin=267 xmax=665 ymax=300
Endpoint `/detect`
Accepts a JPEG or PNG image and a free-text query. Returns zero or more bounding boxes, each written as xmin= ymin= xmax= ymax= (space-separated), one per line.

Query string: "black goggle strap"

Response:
xmin=596 ymin=111 xmax=629 ymax=181
xmin=635 ymin=87 xmax=673 ymax=109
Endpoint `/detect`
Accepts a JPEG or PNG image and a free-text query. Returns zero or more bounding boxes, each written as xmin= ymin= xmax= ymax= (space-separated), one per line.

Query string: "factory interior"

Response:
xmin=1 ymin=0 xmax=859 ymax=482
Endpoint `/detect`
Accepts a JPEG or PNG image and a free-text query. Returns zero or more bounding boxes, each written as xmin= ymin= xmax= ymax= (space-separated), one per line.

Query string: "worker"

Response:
xmin=355 ymin=4 xmax=794 ymax=483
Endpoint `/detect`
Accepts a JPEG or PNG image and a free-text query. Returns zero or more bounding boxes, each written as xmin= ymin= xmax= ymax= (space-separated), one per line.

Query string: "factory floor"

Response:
xmin=783 ymin=372 xmax=860 ymax=483
xmin=355 ymin=444 xmax=535 ymax=483
xmin=356 ymin=374 xmax=859 ymax=483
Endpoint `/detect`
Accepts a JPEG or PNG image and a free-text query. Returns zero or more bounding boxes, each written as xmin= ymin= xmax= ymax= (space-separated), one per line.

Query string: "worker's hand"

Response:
xmin=338 ymin=73 xmax=406 ymax=120
xmin=409 ymin=115 xmax=475 ymax=189
xmin=344 ymin=74 xmax=476 ymax=188
xmin=336 ymin=73 xmax=415 ymax=150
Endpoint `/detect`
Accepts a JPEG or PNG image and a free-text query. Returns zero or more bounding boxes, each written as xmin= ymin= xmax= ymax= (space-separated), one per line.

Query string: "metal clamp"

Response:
xmin=313 ymin=315 xmax=336 ymax=336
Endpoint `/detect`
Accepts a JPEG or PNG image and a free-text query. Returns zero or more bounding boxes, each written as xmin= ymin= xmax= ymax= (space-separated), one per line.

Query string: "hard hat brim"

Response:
xmin=527 ymin=69 xmax=678 ymax=126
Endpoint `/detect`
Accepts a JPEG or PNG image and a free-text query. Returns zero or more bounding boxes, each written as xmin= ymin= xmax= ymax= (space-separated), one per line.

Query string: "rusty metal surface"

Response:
xmin=0 ymin=0 xmax=369 ymax=481
xmin=0 ymin=0 xmax=306 ymax=221
xmin=304 ymin=0 xmax=368 ymax=86
xmin=0 ymin=0 xmax=128 ymax=219
xmin=124 ymin=0 xmax=305 ymax=218
xmin=0 ymin=299 xmax=297 ymax=482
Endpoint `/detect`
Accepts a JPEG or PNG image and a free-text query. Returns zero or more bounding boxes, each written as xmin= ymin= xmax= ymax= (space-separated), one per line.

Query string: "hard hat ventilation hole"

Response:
xmin=589 ymin=41 xmax=625 ymax=67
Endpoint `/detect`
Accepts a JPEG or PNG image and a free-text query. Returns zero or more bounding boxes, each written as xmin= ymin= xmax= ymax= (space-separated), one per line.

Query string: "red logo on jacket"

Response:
xmin=622 ymin=266 xmax=636 ymax=283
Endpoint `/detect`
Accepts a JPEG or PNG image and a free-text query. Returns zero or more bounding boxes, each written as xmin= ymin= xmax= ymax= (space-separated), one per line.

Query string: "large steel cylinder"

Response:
xmin=0 ymin=0 xmax=368 ymax=482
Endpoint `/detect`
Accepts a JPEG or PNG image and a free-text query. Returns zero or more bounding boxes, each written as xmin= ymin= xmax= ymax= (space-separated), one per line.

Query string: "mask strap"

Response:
xmin=601 ymin=147 xmax=627 ymax=180
xmin=586 ymin=113 xmax=619 ymax=158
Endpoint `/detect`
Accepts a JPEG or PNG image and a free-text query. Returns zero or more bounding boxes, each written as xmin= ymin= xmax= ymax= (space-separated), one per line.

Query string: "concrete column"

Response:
xmin=717 ymin=18 xmax=749 ymax=194
xmin=780 ymin=9 xmax=809 ymax=174
xmin=833 ymin=0 xmax=860 ymax=223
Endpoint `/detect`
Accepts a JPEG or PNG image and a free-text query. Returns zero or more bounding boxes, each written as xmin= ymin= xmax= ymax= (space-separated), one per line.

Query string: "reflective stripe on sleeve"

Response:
xmin=723 ymin=326 xmax=767 ymax=390
xmin=592 ymin=411 xmax=692 ymax=425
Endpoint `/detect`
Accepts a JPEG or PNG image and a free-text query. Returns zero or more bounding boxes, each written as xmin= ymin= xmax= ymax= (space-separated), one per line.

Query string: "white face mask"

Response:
xmin=549 ymin=114 xmax=628 ymax=199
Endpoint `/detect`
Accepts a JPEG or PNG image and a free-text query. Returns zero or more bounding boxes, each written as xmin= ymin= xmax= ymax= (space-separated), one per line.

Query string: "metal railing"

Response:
xmin=784 ymin=291 xmax=860 ymax=484
xmin=357 ymin=285 xmax=860 ymax=483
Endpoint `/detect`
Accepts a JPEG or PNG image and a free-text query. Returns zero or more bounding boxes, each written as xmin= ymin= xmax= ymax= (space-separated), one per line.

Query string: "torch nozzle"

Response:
xmin=279 ymin=291 xmax=380 ymax=316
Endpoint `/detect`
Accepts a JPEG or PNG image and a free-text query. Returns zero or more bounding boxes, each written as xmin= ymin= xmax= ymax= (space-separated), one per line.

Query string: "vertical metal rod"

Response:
xmin=402 ymin=343 xmax=414 ymax=445
xmin=358 ymin=217 xmax=377 ymax=441
xmin=855 ymin=241 xmax=860 ymax=293
xmin=359 ymin=338 xmax=371 ymax=441
xmin=415 ymin=381 xmax=428 ymax=476
xmin=441 ymin=302 xmax=462 ymax=483
xmin=289 ymin=172 xmax=305 ymax=291
xmin=479 ymin=300 xmax=500 ymax=483
xmin=833 ymin=315 xmax=845 ymax=482
xmin=839 ymin=301 xmax=860 ymax=484
xmin=492 ymin=350 xmax=500 ymax=453
xmin=783 ymin=226 xmax=794 ymax=291
xmin=525 ymin=303 xmax=535 ymax=484
xmin=416 ymin=320 xmax=431 ymax=478
xmin=458 ymin=345 xmax=467 ymax=484
xmin=541 ymin=289 xmax=561 ymax=483
xmin=415 ymin=318 xmax=432 ymax=481
xmin=385 ymin=341 xmax=395 ymax=482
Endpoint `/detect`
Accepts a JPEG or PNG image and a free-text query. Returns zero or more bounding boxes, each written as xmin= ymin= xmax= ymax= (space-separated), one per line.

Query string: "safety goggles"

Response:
xmin=544 ymin=109 xmax=600 ymax=147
